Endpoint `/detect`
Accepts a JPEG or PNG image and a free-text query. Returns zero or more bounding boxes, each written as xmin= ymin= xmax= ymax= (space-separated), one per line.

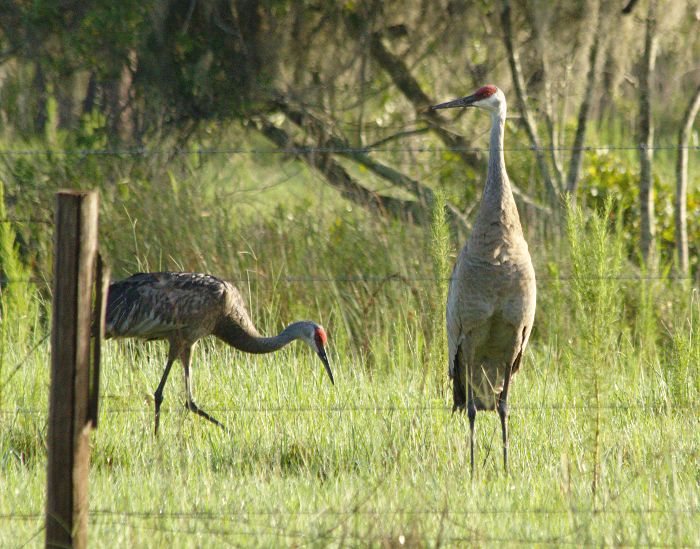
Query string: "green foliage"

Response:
xmin=565 ymin=196 xmax=626 ymax=499
xmin=0 ymin=140 xmax=698 ymax=545
xmin=428 ymin=190 xmax=451 ymax=389
xmin=566 ymin=196 xmax=626 ymax=357
xmin=0 ymin=181 xmax=31 ymax=317
xmin=1 ymin=270 xmax=699 ymax=545
xmin=578 ymin=151 xmax=700 ymax=272
xmin=0 ymin=180 xmax=42 ymax=402
xmin=661 ymin=291 xmax=700 ymax=407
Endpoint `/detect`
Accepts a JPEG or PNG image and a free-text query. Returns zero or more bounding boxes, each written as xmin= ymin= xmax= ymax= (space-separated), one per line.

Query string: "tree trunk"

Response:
xmin=81 ymin=72 xmax=98 ymax=116
xmin=274 ymin=99 xmax=472 ymax=235
xmin=675 ymin=82 xmax=700 ymax=276
xmin=526 ymin=4 xmax=564 ymax=190
xmin=500 ymin=0 xmax=558 ymax=203
xmin=31 ymin=61 xmax=47 ymax=135
xmin=367 ymin=31 xmax=482 ymax=171
xmin=638 ymin=0 xmax=658 ymax=267
xmin=566 ymin=1 xmax=605 ymax=197
xmin=256 ymin=117 xmax=428 ymax=224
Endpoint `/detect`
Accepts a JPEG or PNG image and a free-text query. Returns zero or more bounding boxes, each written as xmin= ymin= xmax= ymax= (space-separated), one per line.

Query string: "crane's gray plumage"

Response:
xmin=431 ymin=85 xmax=536 ymax=474
xmin=106 ymin=272 xmax=333 ymax=434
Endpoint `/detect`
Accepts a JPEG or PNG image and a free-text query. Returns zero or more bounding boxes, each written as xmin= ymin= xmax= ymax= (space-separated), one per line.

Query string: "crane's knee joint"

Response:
xmin=497 ymin=399 xmax=508 ymax=419
xmin=467 ymin=404 xmax=476 ymax=424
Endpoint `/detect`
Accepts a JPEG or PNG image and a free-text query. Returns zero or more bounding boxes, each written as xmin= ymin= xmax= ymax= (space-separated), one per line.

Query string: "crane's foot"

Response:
xmin=185 ymin=400 xmax=226 ymax=430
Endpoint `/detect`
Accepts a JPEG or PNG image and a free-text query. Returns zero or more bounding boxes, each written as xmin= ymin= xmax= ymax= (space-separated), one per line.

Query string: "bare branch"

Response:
xmin=276 ymin=99 xmax=551 ymax=229
xmin=526 ymin=4 xmax=564 ymax=190
xmin=273 ymin=100 xmax=470 ymax=235
xmin=500 ymin=0 xmax=559 ymax=202
xmin=622 ymin=0 xmax=640 ymax=14
xmin=368 ymin=31 xmax=483 ymax=171
xmin=675 ymin=81 xmax=700 ymax=275
xmin=366 ymin=127 xmax=431 ymax=149
xmin=638 ymin=0 xmax=658 ymax=267
xmin=566 ymin=1 xmax=606 ymax=196
xmin=255 ymin=116 xmax=427 ymax=225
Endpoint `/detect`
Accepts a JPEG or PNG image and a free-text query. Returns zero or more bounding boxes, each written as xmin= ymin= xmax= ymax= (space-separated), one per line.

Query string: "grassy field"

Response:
xmin=1 ymin=303 xmax=699 ymax=547
xmin=1 ymin=147 xmax=699 ymax=547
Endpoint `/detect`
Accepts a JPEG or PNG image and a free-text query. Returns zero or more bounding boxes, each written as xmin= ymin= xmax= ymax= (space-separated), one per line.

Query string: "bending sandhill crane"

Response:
xmin=105 ymin=272 xmax=333 ymax=434
xmin=430 ymin=85 xmax=536 ymax=474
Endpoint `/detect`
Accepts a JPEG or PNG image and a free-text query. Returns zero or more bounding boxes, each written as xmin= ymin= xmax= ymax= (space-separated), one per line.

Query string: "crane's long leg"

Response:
xmin=154 ymin=353 xmax=176 ymax=436
xmin=452 ymin=350 xmax=466 ymax=412
xmin=153 ymin=364 xmax=175 ymax=435
xmin=497 ymin=362 xmax=514 ymax=475
xmin=181 ymin=346 xmax=225 ymax=429
xmin=499 ymin=340 xmax=526 ymax=474
xmin=467 ymin=383 xmax=477 ymax=478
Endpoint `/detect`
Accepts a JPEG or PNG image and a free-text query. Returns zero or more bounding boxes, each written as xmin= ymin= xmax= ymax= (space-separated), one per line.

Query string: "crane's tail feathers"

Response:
xmin=451 ymin=348 xmax=466 ymax=412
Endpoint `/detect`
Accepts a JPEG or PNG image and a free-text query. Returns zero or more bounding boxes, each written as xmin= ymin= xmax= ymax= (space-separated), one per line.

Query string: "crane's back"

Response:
xmin=105 ymin=272 xmax=240 ymax=342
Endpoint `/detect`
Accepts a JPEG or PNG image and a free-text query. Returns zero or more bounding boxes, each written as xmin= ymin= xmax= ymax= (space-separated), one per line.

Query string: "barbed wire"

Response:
xmin=0 ymin=143 xmax=698 ymax=157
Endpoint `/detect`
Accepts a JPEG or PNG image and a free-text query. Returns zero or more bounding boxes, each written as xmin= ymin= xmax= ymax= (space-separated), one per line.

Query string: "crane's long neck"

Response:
xmin=213 ymin=316 xmax=304 ymax=354
xmin=484 ymin=106 xmax=510 ymax=202
xmin=470 ymin=103 xmax=524 ymax=258
xmin=475 ymin=106 xmax=520 ymax=225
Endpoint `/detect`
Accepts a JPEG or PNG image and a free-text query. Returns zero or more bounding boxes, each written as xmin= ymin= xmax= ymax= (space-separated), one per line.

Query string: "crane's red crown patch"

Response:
xmin=475 ymin=85 xmax=498 ymax=99
xmin=315 ymin=326 xmax=327 ymax=345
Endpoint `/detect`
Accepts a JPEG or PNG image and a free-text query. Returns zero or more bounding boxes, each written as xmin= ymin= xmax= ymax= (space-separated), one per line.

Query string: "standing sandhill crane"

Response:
xmin=105 ymin=272 xmax=334 ymax=434
xmin=430 ymin=85 xmax=536 ymax=474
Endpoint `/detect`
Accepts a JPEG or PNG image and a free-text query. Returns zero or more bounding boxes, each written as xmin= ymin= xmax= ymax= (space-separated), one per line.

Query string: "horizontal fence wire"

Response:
xmin=74 ymin=523 xmax=693 ymax=548
xmin=1 ymin=403 xmax=697 ymax=416
xmin=4 ymin=505 xmax=700 ymax=522
xmin=2 ymin=275 xmax=698 ymax=285
xmin=0 ymin=144 xmax=699 ymax=156
xmin=0 ymin=333 xmax=50 ymax=392
xmin=0 ymin=218 xmax=52 ymax=224
xmin=5 ymin=513 xmax=699 ymax=549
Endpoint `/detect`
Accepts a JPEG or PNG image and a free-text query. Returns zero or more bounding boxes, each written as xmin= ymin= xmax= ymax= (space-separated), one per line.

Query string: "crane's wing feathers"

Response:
xmin=446 ymin=262 xmax=462 ymax=379
xmin=106 ymin=272 xmax=231 ymax=340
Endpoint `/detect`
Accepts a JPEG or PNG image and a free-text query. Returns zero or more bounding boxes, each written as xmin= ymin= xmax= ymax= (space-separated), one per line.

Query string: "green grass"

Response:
xmin=1 ymin=319 xmax=699 ymax=547
xmin=1 ymin=137 xmax=699 ymax=547
xmin=2 ymin=223 xmax=700 ymax=546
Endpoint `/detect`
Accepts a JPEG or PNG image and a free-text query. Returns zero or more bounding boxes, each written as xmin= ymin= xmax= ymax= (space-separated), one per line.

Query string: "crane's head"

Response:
xmin=429 ymin=85 xmax=505 ymax=113
xmin=298 ymin=322 xmax=333 ymax=385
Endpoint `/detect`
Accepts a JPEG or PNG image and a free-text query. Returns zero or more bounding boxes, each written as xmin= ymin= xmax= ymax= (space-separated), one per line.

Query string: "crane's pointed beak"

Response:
xmin=429 ymin=94 xmax=477 ymax=111
xmin=317 ymin=347 xmax=334 ymax=385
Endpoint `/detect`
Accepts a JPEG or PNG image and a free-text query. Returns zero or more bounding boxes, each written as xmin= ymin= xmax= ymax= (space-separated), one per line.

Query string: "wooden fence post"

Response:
xmin=45 ymin=190 xmax=103 ymax=549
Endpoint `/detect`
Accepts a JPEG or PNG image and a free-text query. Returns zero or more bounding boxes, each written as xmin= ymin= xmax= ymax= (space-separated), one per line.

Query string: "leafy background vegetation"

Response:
xmin=1 ymin=0 xmax=699 ymax=546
